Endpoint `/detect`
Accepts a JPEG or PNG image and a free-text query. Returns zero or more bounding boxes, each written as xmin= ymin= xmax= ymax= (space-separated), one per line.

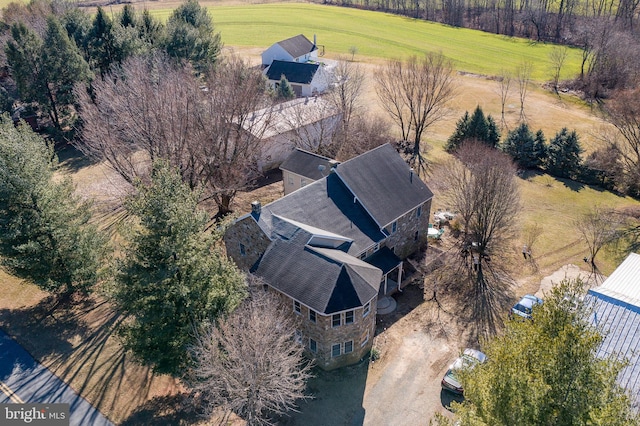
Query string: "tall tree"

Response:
xmin=546 ymin=128 xmax=583 ymax=179
xmin=434 ymin=142 xmax=520 ymax=336
xmin=275 ymin=75 xmax=295 ymax=100
xmin=6 ymin=17 xmax=91 ymax=129
xmin=326 ymin=57 xmax=366 ymax=148
xmin=189 ymin=279 xmax=312 ymax=426
xmin=163 ymin=0 xmax=221 ymax=74
xmin=87 ymin=7 xmax=115 ymax=76
xmin=602 ymin=88 xmax=640 ymax=196
xmin=445 ymin=106 xmax=500 ymax=152
xmin=450 ymin=279 xmax=640 ymax=426
xmin=502 ymin=122 xmax=546 ymax=169
xmin=516 ymin=61 xmax=532 ymax=122
xmin=75 ymin=53 xmax=271 ymax=217
xmin=497 ymin=68 xmax=512 ymax=128
xmin=376 ymin=52 xmax=456 ymax=172
xmin=114 ymin=161 xmax=245 ymax=375
xmin=575 ymin=205 xmax=621 ymax=278
xmin=0 ymin=116 xmax=107 ymax=296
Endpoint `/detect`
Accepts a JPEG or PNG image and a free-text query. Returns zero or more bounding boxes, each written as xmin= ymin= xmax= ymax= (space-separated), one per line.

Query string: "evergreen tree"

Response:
xmin=502 ymin=123 xmax=546 ymax=169
xmin=114 ymin=161 xmax=246 ymax=375
xmin=276 ymin=75 xmax=295 ymax=100
xmin=87 ymin=7 xmax=115 ymax=76
xmin=163 ymin=0 xmax=221 ymax=74
xmin=445 ymin=106 xmax=500 ymax=152
xmin=5 ymin=22 xmax=45 ymax=110
xmin=41 ymin=17 xmax=92 ymax=127
xmin=139 ymin=9 xmax=164 ymax=45
xmin=533 ymin=129 xmax=548 ymax=164
xmin=0 ymin=116 xmax=107 ymax=295
xmin=546 ymin=128 xmax=583 ymax=179
xmin=119 ymin=4 xmax=137 ymax=28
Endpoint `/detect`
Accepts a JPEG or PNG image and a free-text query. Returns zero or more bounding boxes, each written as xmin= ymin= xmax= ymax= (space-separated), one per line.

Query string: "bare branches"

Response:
xmin=516 ymin=61 xmax=532 ymax=123
xmin=326 ymin=57 xmax=365 ymax=149
xmin=189 ymin=281 xmax=312 ymax=426
xmin=498 ymin=68 xmax=512 ymax=129
xmin=434 ymin=142 xmax=521 ymax=337
xmin=575 ymin=205 xmax=622 ymax=276
xmin=376 ymin=53 xmax=456 ymax=173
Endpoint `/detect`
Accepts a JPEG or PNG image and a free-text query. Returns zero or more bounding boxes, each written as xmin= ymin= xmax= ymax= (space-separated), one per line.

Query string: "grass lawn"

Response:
xmin=146 ymin=3 xmax=582 ymax=81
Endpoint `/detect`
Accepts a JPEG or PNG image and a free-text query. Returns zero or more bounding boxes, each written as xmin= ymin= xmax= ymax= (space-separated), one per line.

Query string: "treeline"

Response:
xmin=318 ymin=0 xmax=640 ymax=99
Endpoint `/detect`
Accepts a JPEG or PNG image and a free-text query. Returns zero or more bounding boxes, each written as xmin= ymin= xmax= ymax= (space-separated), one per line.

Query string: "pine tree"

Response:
xmin=87 ymin=7 xmax=115 ymax=76
xmin=277 ymin=75 xmax=295 ymax=100
xmin=114 ymin=160 xmax=246 ymax=375
xmin=0 ymin=116 xmax=107 ymax=295
xmin=546 ymin=128 xmax=583 ymax=178
xmin=502 ymin=123 xmax=547 ymax=169
xmin=163 ymin=0 xmax=221 ymax=74
xmin=445 ymin=106 xmax=500 ymax=152
xmin=445 ymin=111 xmax=470 ymax=152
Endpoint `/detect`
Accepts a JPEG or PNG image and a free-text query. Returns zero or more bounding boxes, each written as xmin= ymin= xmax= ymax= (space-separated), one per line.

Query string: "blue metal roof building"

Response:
xmin=586 ymin=252 xmax=640 ymax=411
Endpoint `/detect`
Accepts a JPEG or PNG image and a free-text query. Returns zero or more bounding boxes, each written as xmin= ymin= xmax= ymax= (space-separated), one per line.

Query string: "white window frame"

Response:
xmin=361 ymin=330 xmax=370 ymax=347
xmin=345 ymin=310 xmax=354 ymax=325
xmin=391 ymin=221 xmax=397 ymax=234
xmin=309 ymin=338 xmax=317 ymax=353
xmin=294 ymin=329 xmax=302 ymax=344
xmin=344 ymin=340 xmax=353 ymax=354
xmin=331 ymin=343 xmax=341 ymax=358
xmin=309 ymin=309 xmax=317 ymax=323
xmin=332 ymin=313 xmax=341 ymax=328
xmin=363 ymin=302 xmax=371 ymax=318
xmin=293 ymin=300 xmax=301 ymax=315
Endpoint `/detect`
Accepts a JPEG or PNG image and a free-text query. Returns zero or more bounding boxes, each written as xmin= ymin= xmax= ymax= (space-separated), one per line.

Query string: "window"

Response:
xmin=361 ymin=330 xmax=370 ymax=347
xmin=359 ymin=252 xmax=366 ymax=260
xmin=309 ymin=338 xmax=317 ymax=353
xmin=345 ymin=310 xmax=354 ymax=324
xmin=288 ymin=175 xmax=294 ymax=186
xmin=417 ymin=205 xmax=422 ymax=218
xmin=309 ymin=309 xmax=316 ymax=323
xmin=294 ymin=301 xmax=301 ymax=314
xmin=363 ymin=302 xmax=371 ymax=317
xmin=301 ymin=178 xmax=308 ymax=187
xmin=294 ymin=330 xmax=302 ymax=344
xmin=332 ymin=314 xmax=341 ymax=327
xmin=239 ymin=243 xmax=246 ymax=256
xmin=391 ymin=221 xmax=397 ymax=234
xmin=344 ymin=340 xmax=353 ymax=354
xmin=332 ymin=343 xmax=341 ymax=357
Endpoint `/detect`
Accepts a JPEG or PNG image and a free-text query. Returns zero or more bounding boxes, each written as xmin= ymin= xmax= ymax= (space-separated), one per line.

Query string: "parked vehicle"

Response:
xmin=441 ymin=348 xmax=487 ymax=395
xmin=511 ymin=294 xmax=543 ymax=320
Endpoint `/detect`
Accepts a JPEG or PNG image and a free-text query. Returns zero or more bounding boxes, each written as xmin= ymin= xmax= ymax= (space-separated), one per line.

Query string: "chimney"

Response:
xmin=251 ymin=201 xmax=261 ymax=216
xmin=410 ymin=168 xmax=414 ymax=183
xmin=313 ymin=34 xmax=317 ymax=47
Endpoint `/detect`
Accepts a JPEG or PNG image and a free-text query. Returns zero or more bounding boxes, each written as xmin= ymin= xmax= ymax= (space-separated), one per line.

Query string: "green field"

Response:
xmin=150 ymin=3 xmax=582 ymax=81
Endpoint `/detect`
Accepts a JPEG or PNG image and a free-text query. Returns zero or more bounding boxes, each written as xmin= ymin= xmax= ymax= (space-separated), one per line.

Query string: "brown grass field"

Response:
xmin=1 ymin=2 xmax=639 ymax=424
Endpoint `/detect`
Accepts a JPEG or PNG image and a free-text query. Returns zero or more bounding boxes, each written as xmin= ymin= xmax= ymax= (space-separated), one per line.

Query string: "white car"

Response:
xmin=441 ymin=348 xmax=487 ymax=395
xmin=511 ymin=294 xmax=543 ymax=320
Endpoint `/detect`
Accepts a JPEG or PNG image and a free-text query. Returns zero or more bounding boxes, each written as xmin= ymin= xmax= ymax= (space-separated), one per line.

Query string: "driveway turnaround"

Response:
xmin=0 ymin=329 xmax=113 ymax=426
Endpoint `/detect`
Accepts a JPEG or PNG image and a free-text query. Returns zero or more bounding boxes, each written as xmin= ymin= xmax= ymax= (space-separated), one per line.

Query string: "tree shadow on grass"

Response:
xmin=57 ymin=145 xmax=97 ymax=173
xmin=121 ymin=393 xmax=202 ymax=425
xmin=0 ymin=293 xmax=174 ymax=424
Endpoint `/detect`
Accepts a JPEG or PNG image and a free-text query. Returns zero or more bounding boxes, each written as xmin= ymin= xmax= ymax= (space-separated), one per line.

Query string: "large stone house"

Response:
xmin=224 ymin=144 xmax=433 ymax=369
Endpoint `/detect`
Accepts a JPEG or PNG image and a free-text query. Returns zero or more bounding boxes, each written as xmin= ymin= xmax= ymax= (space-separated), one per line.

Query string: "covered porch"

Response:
xmin=366 ymin=247 xmax=403 ymax=297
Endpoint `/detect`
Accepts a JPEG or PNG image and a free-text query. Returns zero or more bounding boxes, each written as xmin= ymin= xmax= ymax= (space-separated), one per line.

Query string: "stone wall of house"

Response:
xmin=270 ymin=288 xmax=377 ymax=370
xmin=383 ymin=199 xmax=433 ymax=259
xmin=224 ymin=216 xmax=271 ymax=270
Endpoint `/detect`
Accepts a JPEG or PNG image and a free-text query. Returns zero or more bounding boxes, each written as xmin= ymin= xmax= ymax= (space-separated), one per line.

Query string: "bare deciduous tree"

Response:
xmin=549 ymin=46 xmax=568 ymax=95
xmin=376 ymin=53 xmax=456 ymax=173
xmin=75 ymin=53 xmax=273 ymax=217
xmin=516 ymin=61 xmax=532 ymax=122
xmin=497 ymin=68 xmax=512 ymax=129
xmin=326 ymin=57 xmax=365 ymax=149
xmin=189 ymin=280 xmax=312 ymax=426
xmin=575 ymin=205 xmax=622 ymax=278
xmin=601 ymin=88 xmax=640 ymax=196
xmin=433 ymin=142 xmax=521 ymax=337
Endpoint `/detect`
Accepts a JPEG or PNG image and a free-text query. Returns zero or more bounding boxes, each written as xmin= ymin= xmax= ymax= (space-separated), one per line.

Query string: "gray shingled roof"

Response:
xmin=277 ymin=34 xmax=316 ymax=58
xmin=266 ymin=60 xmax=319 ymax=84
xmin=255 ymin=229 xmax=380 ymax=314
xmin=335 ymin=144 xmax=434 ymax=228
xmin=280 ymin=148 xmax=338 ymax=181
xmin=252 ymin=172 xmax=385 ymax=256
